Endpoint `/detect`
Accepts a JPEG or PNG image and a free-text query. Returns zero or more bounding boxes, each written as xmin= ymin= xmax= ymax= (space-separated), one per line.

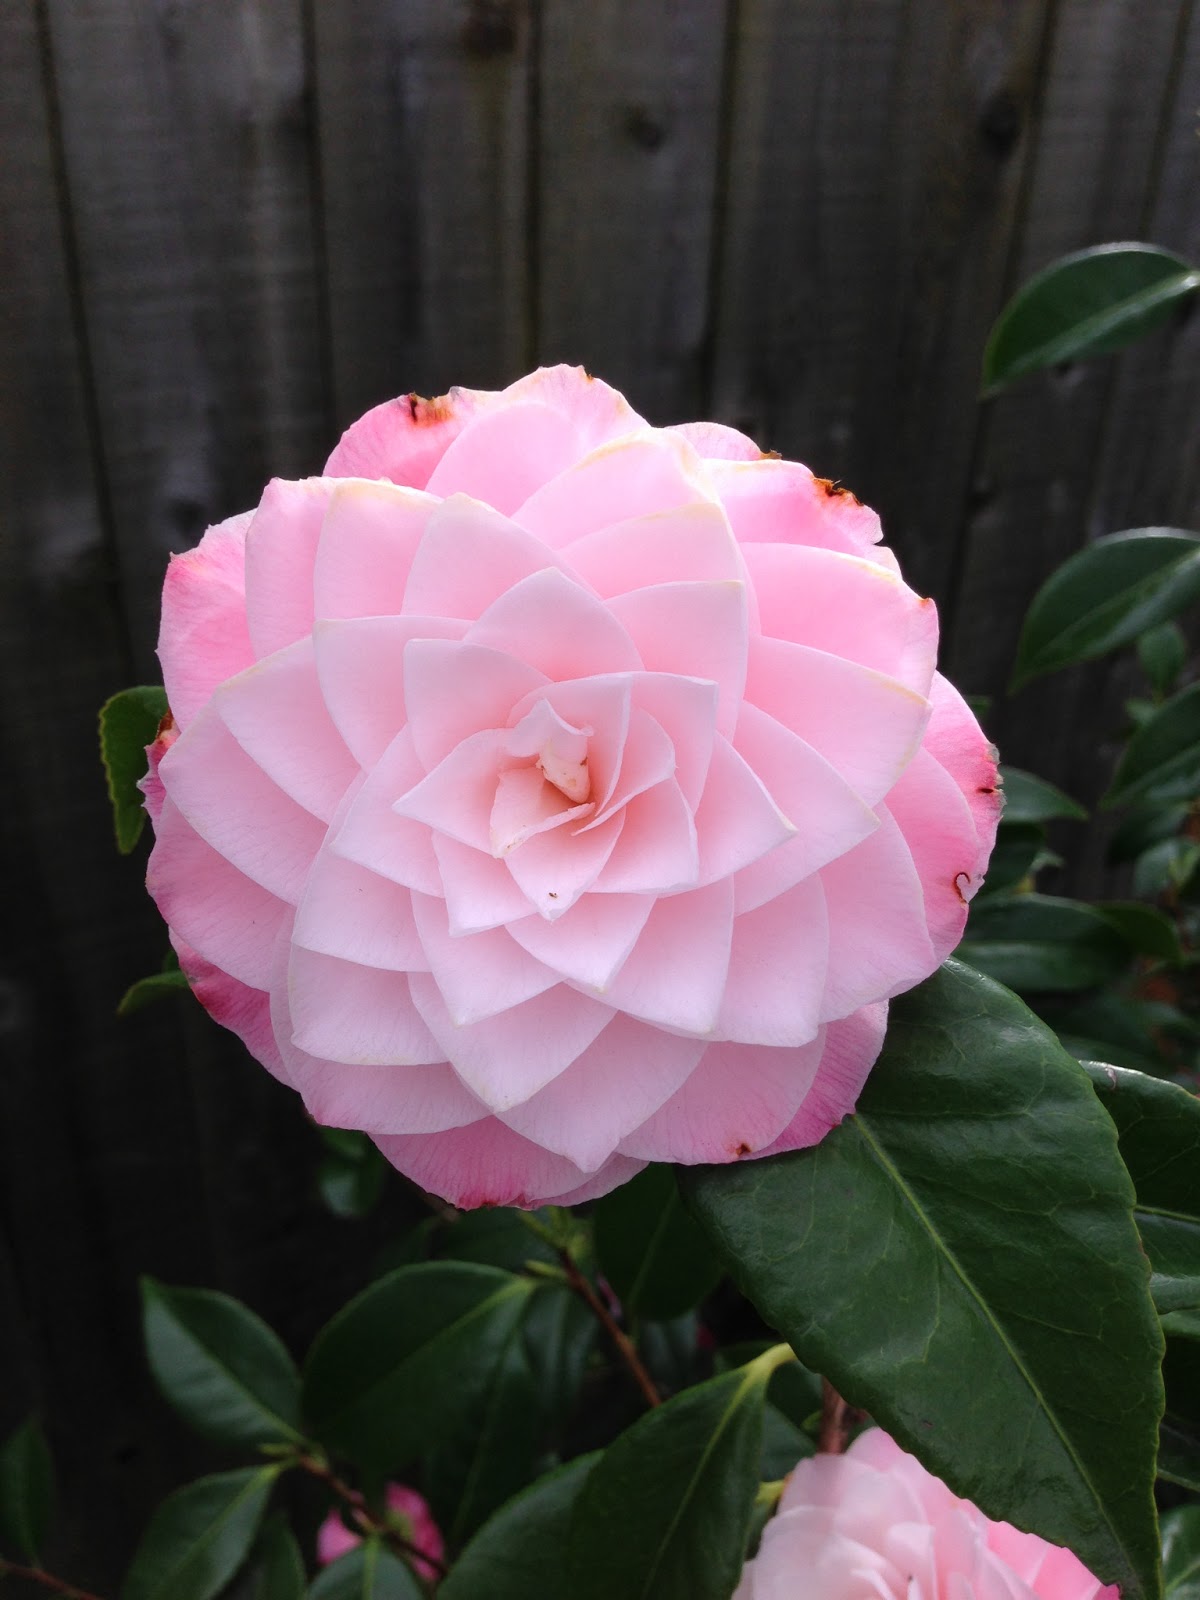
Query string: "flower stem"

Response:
xmin=557 ymin=1248 xmax=662 ymax=1408
xmin=294 ymin=1452 xmax=448 ymax=1580
xmin=818 ymin=1376 xmax=850 ymax=1454
xmin=0 ymin=1560 xmax=106 ymax=1600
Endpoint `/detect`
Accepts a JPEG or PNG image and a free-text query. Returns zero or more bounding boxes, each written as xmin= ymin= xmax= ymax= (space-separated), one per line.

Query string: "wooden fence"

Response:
xmin=2 ymin=0 xmax=1198 ymax=1583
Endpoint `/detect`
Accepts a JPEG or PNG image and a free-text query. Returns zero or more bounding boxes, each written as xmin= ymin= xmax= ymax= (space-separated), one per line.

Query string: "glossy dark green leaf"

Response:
xmin=1107 ymin=683 xmax=1200 ymax=807
xmin=1013 ymin=529 xmax=1200 ymax=690
xmin=999 ymin=766 xmax=1088 ymax=824
xmin=99 ymin=685 xmax=169 ymax=853
xmin=303 ymin=1263 xmax=532 ymax=1475
xmin=520 ymin=1284 xmax=596 ymax=1435
xmin=566 ymin=1351 xmax=785 ymax=1600
xmin=983 ymin=242 xmax=1200 ymax=395
xmin=1134 ymin=840 xmax=1200 ymax=899
xmin=117 ymin=967 xmax=191 ymax=1017
xmin=122 ymin=1467 xmax=276 ymax=1600
xmin=1085 ymin=1064 xmax=1200 ymax=1317
xmin=317 ymin=1131 xmax=387 ymax=1221
xmin=435 ymin=1208 xmax=558 ymax=1272
xmin=1109 ymin=803 xmax=1191 ymax=866
xmin=593 ymin=1165 xmax=723 ymax=1320
xmin=1098 ymin=902 xmax=1184 ymax=964
xmin=142 ymin=1279 xmax=303 ymax=1449
xmin=439 ymin=1454 xmax=599 ymax=1600
xmin=307 ymin=1541 xmax=422 ymax=1599
xmin=1165 ymin=1311 xmax=1200 ymax=1341
xmin=426 ymin=1308 xmax=544 ymax=1548
xmin=1163 ymin=1338 xmax=1200 ymax=1492
xmin=977 ymin=822 xmax=1047 ymax=896
xmin=253 ymin=1515 xmax=306 ymax=1600
xmin=683 ymin=961 xmax=1164 ymax=1600
xmin=0 ymin=1416 xmax=54 ymax=1563
xmin=1162 ymin=1505 xmax=1200 ymax=1600
xmin=960 ymin=894 xmax=1130 ymax=991
xmin=1140 ymin=623 xmax=1189 ymax=700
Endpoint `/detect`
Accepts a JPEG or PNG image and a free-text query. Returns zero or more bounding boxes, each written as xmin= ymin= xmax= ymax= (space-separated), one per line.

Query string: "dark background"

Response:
xmin=2 ymin=0 xmax=1198 ymax=1587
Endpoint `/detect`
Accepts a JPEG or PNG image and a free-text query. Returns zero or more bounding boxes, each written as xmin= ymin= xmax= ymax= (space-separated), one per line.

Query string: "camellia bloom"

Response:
xmin=316 ymin=1483 xmax=443 ymax=1583
xmin=735 ymin=1430 xmax=1116 ymax=1600
xmin=142 ymin=366 xmax=999 ymax=1207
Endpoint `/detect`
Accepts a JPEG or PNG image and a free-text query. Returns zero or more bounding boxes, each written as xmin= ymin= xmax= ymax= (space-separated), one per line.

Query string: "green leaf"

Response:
xmin=1098 ymin=902 xmax=1184 ymax=964
xmin=977 ymin=822 xmax=1048 ymax=896
xmin=123 ymin=1466 xmax=276 ymax=1600
xmin=1163 ymin=1338 xmax=1200 ymax=1492
xmin=1084 ymin=1064 xmax=1200 ymax=1318
xmin=1135 ymin=840 xmax=1200 ymax=899
xmin=253 ymin=1515 xmax=306 ymax=1600
xmin=1109 ymin=804 xmax=1192 ymax=866
xmin=317 ymin=1131 xmax=387 ymax=1221
xmin=1140 ymin=622 xmax=1189 ymax=700
xmin=566 ymin=1350 xmax=786 ymax=1600
xmin=1107 ymin=683 xmax=1200 ymax=808
xmin=682 ymin=961 xmax=1164 ymax=1600
xmin=983 ymin=242 xmax=1200 ymax=395
xmin=118 ymin=967 xmax=191 ymax=1017
xmin=303 ymin=1263 xmax=532 ymax=1475
xmin=1162 ymin=1505 xmax=1200 ymax=1600
xmin=1012 ymin=529 xmax=1200 ymax=690
xmin=439 ymin=1454 xmax=599 ymax=1600
xmin=520 ymin=1282 xmax=596 ymax=1434
xmin=593 ymin=1165 xmax=723 ymax=1321
xmin=999 ymin=766 xmax=1088 ymax=824
xmin=1165 ymin=1311 xmax=1200 ymax=1341
xmin=0 ymin=1416 xmax=54 ymax=1564
xmin=959 ymin=894 xmax=1130 ymax=991
xmin=99 ymin=686 xmax=169 ymax=853
xmin=435 ymin=1208 xmax=558 ymax=1272
xmin=142 ymin=1279 xmax=304 ymax=1449
xmin=307 ymin=1541 xmax=422 ymax=1599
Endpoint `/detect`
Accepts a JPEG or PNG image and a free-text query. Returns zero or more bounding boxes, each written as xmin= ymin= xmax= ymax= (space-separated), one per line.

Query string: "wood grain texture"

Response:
xmin=313 ymin=0 xmax=533 ymax=426
xmin=536 ymin=0 xmax=727 ymax=423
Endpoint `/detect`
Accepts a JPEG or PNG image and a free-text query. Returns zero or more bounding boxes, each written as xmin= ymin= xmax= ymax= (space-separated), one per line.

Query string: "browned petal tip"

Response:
xmin=953 ymin=872 xmax=972 ymax=904
xmin=732 ymin=1141 xmax=753 ymax=1158
xmin=760 ymin=449 xmax=782 ymax=460
xmin=813 ymin=475 xmax=863 ymax=505
xmin=406 ymin=392 xmax=457 ymax=426
xmin=155 ymin=709 xmax=176 ymax=740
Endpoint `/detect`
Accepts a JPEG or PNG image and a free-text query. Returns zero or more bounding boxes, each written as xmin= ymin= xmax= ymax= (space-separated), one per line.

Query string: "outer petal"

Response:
xmin=158 ymin=510 xmax=255 ymax=731
xmin=242 ymin=477 xmax=333 ymax=659
xmin=330 ymin=728 xmax=442 ymax=896
xmin=757 ymin=1002 xmax=887 ymax=1156
xmin=287 ymin=946 xmax=444 ymax=1066
xmin=291 ymin=847 xmax=430 ymax=972
xmin=515 ymin=433 xmax=713 ymax=549
xmin=565 ymin=501 xmax=744 ymax=596
xmin=499 ymin=365 xmax=646 ymax=451
xmin=602 ymin=880 xmax=734 ymax=1035
xmin=717 ymin=877 xmax=828 ymax=1047
xmin=424 ymin=403 xmax=580 ymax=514
xmin=666 ymin=419 xmax=762 ymax=460
xmin=312 ymin=479 xmax=436 ymax=621
xmin=886 ymin=748 xmax=990 ymax=961
xmin=169 ymin=932 xmax=287 ymax=1083
xmin=921 ymin=673 xmax=1004 ymax=861
xmin=705 ymin=457 xmax=884 ymax=556
xmin=324 ymin=386 xmax=485 ymax=486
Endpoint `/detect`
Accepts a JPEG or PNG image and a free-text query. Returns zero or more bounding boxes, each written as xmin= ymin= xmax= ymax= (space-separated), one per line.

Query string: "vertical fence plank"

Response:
xmin=710 ymin=0 xmax=1049 ymax=601
xmin=947 ymin=0 xmax=1190 ymax=822
xmin=313 ymin=0 xmax=533 ymax=423
xmin=536 ymin=0 xmax=727 ymax=422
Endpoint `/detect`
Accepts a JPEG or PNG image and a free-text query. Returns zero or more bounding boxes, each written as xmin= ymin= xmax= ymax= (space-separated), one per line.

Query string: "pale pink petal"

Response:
xmin=732 ymin=704 xmax=879 ymax=913
xmin=214 ymin=638 xmax=359 ymax=822
xmin=589 ymin=707 xmax=676 ymax=826
xmin=424 ymin=403 xmax=580 ymax=513
xmin=693 ymin=735 xmax=795 ymax=886
xmin=499 ymin=1016 xmax=705 ymax=1170
xmin=819 ymin=809 xmax=937 ymax=1019
xmin=564 ymin=501 xmax=743 ymax=596
xmin=539 ymin=1153 xmax=648 ymax=1206
xmin=289 ymin=1050 xmax=487 ymax=1137
xmin=288 ymin=946 xmax=443 ymax=1065
xmin=466 ymin=568 xmax=642 ymax=679
xmin=705 ymin=457 xmax=884 ymax=556
xmin=169 ymin=932 xmax=287 ymax=1083
xmin=410 ymin=893 xmax=558 ymax=1024
xmin=666 ymin=420 xmax=762 ymax=460
xmin=292 ymin=848 xmax=429 ymax=971
xmin=403 ymin=639 xmax=548 ymax=770
xmin=138 ymin=714 xmax=179 ymax=827
xmin=503 ymin=809 xmax=624 ymax=919
xmin=510 ymin=674 xmax=632 ymax=816
xmin=147 ymin=798 xmax=290 ymax=988
xmin=375 ymin=1116 xmax=632 ymax=1210
xmin=409 ymin=975 xmax=614 ymax=1109
xmin=243 ymin=478 xmax=332 ymax=658
xmin=499 ymin=365 xmax=646 ymax=451
xmin=159 ymin=708 xmax=326 ymax=903
xmin=158 ymin=511 xmax=255 ymax=731
xmin=590 ymin=780 xmax=700 ymax=895
xmin=886 ymin=748 xmax=989 ymax=961
xmin=330 ymin=728 xmax=441 ymax=896
xmin=922 ymin=673 xmax=1004 ymax=861
xmin=515 ymin=433 xmax=712 ymax=549
xmin=757 ymin=1003 xmax=887 ymax=1156
xmin=743 ymin=543 xmax=939 ymax=696
xmin=311 ymin=479 xmax=436 ymax=620
xmin=393 ymin=729 xmax=510 ymax=852
xmin=602 ymin=881 xmax=734 ymax=1035
xmin=717 ymin=877 xmax=828 ymax=1047
xmin=507 ymin=892 xmax=654 ymax=990
xmin=324 ymin=386 xmax=484 ymax=486
xmin=433 ymin=834 xmax=535 ymax=935
xmin=627 ymin=673 xmax=719 ymax=807
xmin=745 ymin=636 xmax=930 ymax=806
xmin=312 ymin=614 xmax=468 ymax=769
xmin=403 ymin=493 xmax=570 ymax=620
xmin=619 ymin=1032 xmax=826 ymax=1164
xmin=608 ymin=580 xmax=748 ymax=736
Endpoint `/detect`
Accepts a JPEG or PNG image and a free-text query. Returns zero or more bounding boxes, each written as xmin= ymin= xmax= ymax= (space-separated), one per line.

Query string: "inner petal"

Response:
xmin=506 ymin=698 xmax=593 ymax=803
xmin=489 ymin=766 xmax=594 ymax=857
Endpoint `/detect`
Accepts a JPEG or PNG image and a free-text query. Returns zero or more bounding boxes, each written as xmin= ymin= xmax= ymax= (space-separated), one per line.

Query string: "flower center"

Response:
xmin=489 ymin=699 xmax=596 ymax=857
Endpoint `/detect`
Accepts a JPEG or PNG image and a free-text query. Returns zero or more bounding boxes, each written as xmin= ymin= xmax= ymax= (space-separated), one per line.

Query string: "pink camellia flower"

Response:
xmin=735 ymin=1430 xmax=1117 ymax=1600
xmin=142 ymin=365 xmax=999 ymax=1208
xmin=317 ymin=1482 xmax=443 ymax=1583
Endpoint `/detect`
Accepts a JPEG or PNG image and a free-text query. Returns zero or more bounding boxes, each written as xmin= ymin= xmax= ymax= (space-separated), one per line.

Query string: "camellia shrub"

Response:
xmin=5 ymin=243 xmax=1198 ymax=1600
